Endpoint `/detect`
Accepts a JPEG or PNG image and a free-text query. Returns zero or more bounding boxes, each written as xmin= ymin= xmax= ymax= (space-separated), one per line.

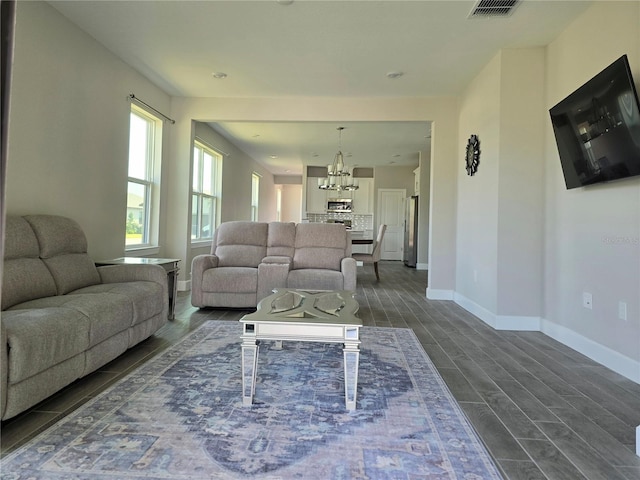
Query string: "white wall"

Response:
xmin=543 ymin=2 xmax=640 ymax=379
xmin=279 ymin=184 xmax=302 ymax=223
xmin=6 ymin=1 xmax=172 ymax=260
xmin=454 ymin=2 xmax=640 ymax=381
xmin=456 ymin=53 xmax=502 ymax=314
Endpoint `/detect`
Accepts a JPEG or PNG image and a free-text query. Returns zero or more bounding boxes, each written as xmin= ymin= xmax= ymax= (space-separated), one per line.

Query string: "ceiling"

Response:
xmin=48 ymin=0 xmax=592 ymax=176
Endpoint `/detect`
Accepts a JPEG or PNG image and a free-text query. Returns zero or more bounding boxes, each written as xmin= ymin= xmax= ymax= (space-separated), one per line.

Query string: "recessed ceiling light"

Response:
xmin=386 ymin=71 xmax=404 ymax=79
xmin=252 ymin=134 xmax=260 ymax=138
xmin=212 ymin=72 xmax=227 ymax=79
xmin=392 ymin=154 xmax=401 ymax=158
xmin=270 ymin=155 xmax=278 ymax=159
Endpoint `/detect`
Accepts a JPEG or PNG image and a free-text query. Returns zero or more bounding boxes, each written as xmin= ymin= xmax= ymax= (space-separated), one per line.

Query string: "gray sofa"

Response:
xmin=191 ymin=221 xmax=356 ymax=308
xmin=1 ymin=215 xmax=168 ymax=421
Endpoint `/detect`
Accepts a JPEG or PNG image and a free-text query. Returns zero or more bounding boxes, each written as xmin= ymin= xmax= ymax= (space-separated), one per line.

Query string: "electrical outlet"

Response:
xmin=618 ymin=301 xmax=627 ymax=321
xmin=583 ymin=292 xmax=593 ymax=309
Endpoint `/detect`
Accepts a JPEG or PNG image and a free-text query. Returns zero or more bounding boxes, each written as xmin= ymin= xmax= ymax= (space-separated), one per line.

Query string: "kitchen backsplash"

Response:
xmin=306 ymin=213 xmax=373 ymax=231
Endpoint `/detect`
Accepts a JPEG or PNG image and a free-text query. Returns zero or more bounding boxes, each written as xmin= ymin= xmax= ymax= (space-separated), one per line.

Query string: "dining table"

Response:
xmin=351 ymin=238 xmax=373 ymax=245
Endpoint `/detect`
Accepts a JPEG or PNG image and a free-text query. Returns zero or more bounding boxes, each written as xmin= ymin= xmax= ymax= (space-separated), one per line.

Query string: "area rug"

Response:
xmin=1 ymin=321 xmax=503 ymax=479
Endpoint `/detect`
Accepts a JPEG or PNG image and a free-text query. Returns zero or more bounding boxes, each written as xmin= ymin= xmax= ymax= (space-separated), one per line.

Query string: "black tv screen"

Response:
xmin=550 ymin=55 xmax=640 ymax=189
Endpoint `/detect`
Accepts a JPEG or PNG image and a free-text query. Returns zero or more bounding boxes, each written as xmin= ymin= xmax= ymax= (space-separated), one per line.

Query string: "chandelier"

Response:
xmin=318 ymin=127 xmax=359 ymax=191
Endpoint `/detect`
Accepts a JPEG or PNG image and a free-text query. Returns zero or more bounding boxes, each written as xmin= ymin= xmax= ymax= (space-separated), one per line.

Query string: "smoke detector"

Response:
xmin=469 ymin=0 xmax=521 ymax=18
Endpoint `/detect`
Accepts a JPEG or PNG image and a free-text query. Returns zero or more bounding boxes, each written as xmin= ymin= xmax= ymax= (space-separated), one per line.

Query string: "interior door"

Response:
xmin=377 ymin=189 xmax=406 ymax=261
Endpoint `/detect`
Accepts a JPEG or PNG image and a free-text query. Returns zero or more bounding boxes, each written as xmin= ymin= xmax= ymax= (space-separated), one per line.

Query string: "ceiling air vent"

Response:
xmin=469 ymin=0 xmax=520 ymax=18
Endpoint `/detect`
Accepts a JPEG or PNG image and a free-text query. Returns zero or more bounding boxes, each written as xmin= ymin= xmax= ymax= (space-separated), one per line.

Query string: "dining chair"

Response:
xmin=352 ymin=224 xmax=387 ymax=281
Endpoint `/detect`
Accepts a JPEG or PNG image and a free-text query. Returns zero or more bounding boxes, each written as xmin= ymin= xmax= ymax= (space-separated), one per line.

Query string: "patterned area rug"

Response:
xmin=2 ymin=321 xmax=503 ymax=479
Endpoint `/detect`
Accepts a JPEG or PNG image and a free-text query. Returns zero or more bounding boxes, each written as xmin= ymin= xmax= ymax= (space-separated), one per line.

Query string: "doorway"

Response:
xmin=377 ymin=188 xmax=406 ymax=261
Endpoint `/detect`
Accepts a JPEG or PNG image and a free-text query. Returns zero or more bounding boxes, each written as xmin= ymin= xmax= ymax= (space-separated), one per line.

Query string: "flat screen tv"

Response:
xmin=550 ymin=54 xmax=640 ymax=189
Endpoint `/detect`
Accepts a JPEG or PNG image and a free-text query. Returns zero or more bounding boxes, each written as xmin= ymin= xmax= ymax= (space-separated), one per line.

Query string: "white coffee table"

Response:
xmin=239 ymin=289 xmax=362 ymax=411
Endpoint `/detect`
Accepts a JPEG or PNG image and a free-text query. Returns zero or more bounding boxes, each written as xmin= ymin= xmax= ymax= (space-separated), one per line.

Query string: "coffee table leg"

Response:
xmin=343 ymin=341 xmax=360 ymax=411
xmin=241 ymin=339 xmax=259 ymax=406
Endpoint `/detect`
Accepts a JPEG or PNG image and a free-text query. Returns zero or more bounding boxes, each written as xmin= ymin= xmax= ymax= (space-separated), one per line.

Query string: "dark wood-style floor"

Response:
xmin=2 ymin=261 xmax=639 ymax=479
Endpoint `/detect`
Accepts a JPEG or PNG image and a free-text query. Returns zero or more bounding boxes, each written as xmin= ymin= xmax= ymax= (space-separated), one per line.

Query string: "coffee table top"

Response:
xmin=241 ymin=289 xmax=361 ymax=326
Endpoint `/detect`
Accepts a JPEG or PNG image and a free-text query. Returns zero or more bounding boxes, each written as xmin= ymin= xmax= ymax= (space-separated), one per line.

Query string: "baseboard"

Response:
xmin=426 ymin=288 xmax=454 ymax=300
xmin=449 ymin=292 xmax=640 ymax=385
xmin=541 ymin=318 xmax=640 ymax=385
xmin=453 ymin=293 xmax=541 ymax=331
xmin=416 ymin=262 xmax=428 ymax=271
xmin=178 ymin=280 xmax=191 ymax=292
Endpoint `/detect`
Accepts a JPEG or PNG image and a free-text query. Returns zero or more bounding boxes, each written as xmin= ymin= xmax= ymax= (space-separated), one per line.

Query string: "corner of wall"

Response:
xmin=426 ymin=288 xmax=454 ymax=300
xmin=453 ymin=292 xmax=541 ymax=331
xmin=178 ymin=280 xmax=191 ymax=292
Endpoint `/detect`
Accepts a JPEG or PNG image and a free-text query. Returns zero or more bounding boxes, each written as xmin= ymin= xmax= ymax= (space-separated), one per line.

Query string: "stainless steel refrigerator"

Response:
xmin=403 ymin=195 xmax=418 ymax=267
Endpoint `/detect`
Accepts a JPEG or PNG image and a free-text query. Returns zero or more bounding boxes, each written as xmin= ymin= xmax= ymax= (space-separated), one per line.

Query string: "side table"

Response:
xmin=95 ymin=257 xmax=180 ymax=320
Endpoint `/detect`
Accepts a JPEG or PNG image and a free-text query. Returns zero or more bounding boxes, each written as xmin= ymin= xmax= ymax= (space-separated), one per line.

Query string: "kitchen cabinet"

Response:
xmin=351 ymin=178 xmax=373 ymax=214
xmin=306 ymin=177 xmax=327 ymax=213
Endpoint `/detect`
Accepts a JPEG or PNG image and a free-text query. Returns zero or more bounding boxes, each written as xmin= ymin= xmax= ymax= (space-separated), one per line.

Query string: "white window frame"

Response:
xmin=191 ymin=140 xmax=222 ymax=243
xmin=276 ymin=186 xmax=282 ymax=222
xmin=251 ymin=172 xmax=261 ymax=222
xmin=126 ymin=104 xmax=162 ymax=252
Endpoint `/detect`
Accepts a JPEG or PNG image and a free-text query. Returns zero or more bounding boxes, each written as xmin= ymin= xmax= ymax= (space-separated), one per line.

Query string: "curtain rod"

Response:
xmin=128 ymin=93 xmax=175 ymax=124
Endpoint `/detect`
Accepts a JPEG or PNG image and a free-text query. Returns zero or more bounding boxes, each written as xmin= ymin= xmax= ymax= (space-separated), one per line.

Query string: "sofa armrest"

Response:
xmin=1 ymin=318 xmax=7 ymax=420
xmin=97 ymin=264 xmax=168 ymax=287
xmin=190 ymin=254 xmax=219 ymax=308
xmin=261 ymin=255 xmax=292 ymax=266
xmin=257 ymin=261 xmax=291 ymax=303
xmin=341 ymin=257 xmax=357 ymax=291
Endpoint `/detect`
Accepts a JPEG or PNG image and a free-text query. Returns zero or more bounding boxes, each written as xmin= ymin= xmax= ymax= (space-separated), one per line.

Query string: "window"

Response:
xmin=251 ymin=172 xmax=260 ymax=222
xmin=192 ymin=141 xmax=222 ymax=241
xmin=276 ymin=187 xmax=282 ymax=222
xmin=126 ymin=105 xmax=162 ymax=249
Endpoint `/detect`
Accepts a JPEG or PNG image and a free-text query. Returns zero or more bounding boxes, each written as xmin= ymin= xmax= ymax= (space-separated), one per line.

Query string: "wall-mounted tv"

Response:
xmin=549 ymin=55 xmax=640 ymax=190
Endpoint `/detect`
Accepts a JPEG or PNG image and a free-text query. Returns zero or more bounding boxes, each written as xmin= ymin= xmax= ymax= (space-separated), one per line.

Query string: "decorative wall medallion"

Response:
xmin=465 ymin=135 xmax=480 ymax=176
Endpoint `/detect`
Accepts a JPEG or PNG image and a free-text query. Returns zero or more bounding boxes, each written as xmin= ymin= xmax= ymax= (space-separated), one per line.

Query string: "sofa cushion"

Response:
xmin=287 ymin=269 xmax=345 ymax=290
xmin=71 ymin=282 xmax=164 ymax=327
xmin=2 ymin=258 xmax=57 ymax=310
xmin=43 ymin=254 xmax=102 ymax=295
xmin=293 ymin=223 xmax=347 ymax=271
xmin=2 ymin=308 xmax=90 ymax=384
xmin=24 ymin=215 xmax=101 ymax=293
xmin=215 ymin=221 xmax=268 ymax=267
xmin=9 ymin=293 xmax=133 ymax=347
xmin=294 ymin=247 xmax=345 ymax=271
xmin=4 ymin=216 xmax=40 ymax=260
xmin=24 ymin=215 xmax=88 ymax=258
xmin=295 ymin=223 xmax=348 ymax=249
xmin=2 ymin=217 xmax=57 ymax=310
xmin=202 ymin=267 xmax=258 ymax=293
xmin=267 ymin=222 xmax=296 ymax=257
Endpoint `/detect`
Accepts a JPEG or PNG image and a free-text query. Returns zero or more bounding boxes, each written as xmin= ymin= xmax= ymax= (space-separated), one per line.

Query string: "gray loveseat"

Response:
xmin=1 ymin=215 xmax=168 ymax=420
xmin=191 ymin=221 xmax=356 ymax=308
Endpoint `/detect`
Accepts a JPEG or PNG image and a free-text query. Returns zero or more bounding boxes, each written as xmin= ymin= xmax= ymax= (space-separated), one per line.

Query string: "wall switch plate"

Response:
xmin=583 ymin=292 xmax=593 ymax=309
xmin=618 ymin=301 xmax=627 ymax=321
